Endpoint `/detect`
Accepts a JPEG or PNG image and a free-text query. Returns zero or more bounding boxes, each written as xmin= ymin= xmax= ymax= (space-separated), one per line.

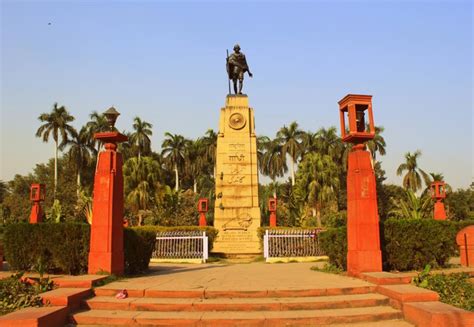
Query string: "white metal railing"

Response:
xmin=263 ymin=229 xmax=326 ymax=262
xmin=152 ymin=231 xmax=208 ymax=263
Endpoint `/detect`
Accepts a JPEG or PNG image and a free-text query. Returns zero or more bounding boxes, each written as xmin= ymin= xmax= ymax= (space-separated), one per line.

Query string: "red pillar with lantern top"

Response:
xmin=431 ymin=181 xmax=447 ymax=220
xmin=269 ymin=198 xmax=277 ymax=227
xmin=29 ymin=183 xmax=46 ymax=223
xmin=198 ymin=198 xmax=208 ymax=227
xmin=339 ymin=94 xmax=382 ymax=276
xmin=88 ymin=107 xmax=127 ymax=275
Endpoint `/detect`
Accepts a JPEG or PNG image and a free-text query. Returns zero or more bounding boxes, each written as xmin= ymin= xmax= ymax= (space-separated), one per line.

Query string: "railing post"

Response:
xmin=264 ymin=230 xmax=269 ymax=262
xmin=203 ymin=231 xmax=208 ymax=263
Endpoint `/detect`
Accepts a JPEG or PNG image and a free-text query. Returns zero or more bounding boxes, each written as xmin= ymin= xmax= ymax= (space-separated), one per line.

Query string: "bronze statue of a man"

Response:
xmin=227 ymin=44 xmax=253 ymax=94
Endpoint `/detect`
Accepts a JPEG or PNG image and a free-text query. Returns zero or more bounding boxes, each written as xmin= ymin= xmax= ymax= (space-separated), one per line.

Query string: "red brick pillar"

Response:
xmin=433 ymin=201 xmax=447 ymax=220
xmin=88 ymin=132 xmax=127 ymax=275
xmin=346 ymin=144 xmax=382 ymax=276
xmin=456 ymin=226 xmax=474 ymax=267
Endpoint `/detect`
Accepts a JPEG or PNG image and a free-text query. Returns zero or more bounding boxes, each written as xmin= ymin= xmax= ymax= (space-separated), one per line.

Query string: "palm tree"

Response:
xmin=35 ymin=103 xmax=76 ymax=197
xmin=294 ymin=153 xmax=340 ymax=227
xmin=202 ymin=129 xmax=218 ymax=177
xmin=261 ymin=138 xmax=288 ymax=197
xmin=315 ymin=127 xmax=344 ymax=160
xmin=60 ymin=126 xmax=95 ymax=195
xmin=85 ymin=111 xmax=109 ymax=155
xmin=300 ymin=131 xmax=318 ymax=159
xmin=184 ymin=139 xmax=206 ymax=193
xmin=366 ymin=125 xmax=386 ymax=160
xmin=130 ymin=117 xmax=153 ymax=159
xmin=277 ymin=121 xmax=303 ymax=186
xmin=396 ymin=150 xmax=430 ymax=192
xmin=162 ymin=133 xmax=189 ymax=191
xmin=123 ymin=157 xmax=160 ymax=225
xmin=257 ymin=135 xmax=271 ymax=175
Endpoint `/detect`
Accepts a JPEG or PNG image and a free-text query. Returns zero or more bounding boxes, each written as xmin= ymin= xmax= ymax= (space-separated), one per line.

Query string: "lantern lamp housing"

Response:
xmin=30 ymin=183 xmax=46 ymax=202
xmin=268 ymin=198 xmax=277 ymax=212
xmin=339 ymin=94 xmax=375 ymax=144
xmin=198 ymin=198 xmax=209 ymax=212
xmin=431 ymin=181 xmax=446 ymax=199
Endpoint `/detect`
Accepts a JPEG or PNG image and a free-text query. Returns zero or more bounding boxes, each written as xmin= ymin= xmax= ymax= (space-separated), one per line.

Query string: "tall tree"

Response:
xmin=294 ymin=153 xmax=340 ymax=227
xmin=85 ymin=111 xmax=109 ymax=155
xmin=60 ymin=126 xmax=95 ymax=195
xmin=261 ymin=138 xmax=288 ymax=197
xmin=202 ymin=129 xmax=218 ymax=177
xmin=184 ymin=139 xmax=206 ymax=193
xmin=396 ymin=150 xmax=430 ymax=192
xmin=35 ymin=103 xmax=75 ymax=197
xmin=123 ymin=157 xmax=160 ymax=225
xmin=366 ymin=125 xmax=386 ymax=160
xmin=162 ymin=133 xmax=189 ymax=191
xmin=130 ymin=117 xmax=153 ymax=159
xmin=277 ymin=121 xmax=303 ymax=186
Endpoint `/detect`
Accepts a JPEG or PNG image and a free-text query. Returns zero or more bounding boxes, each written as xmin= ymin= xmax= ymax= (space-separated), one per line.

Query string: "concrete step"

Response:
xmin=84 ymin=293 xmax=389 ymax=312
xmin=75 ymin=320 xmax=414 ymax=327
xmin=93 ymin=285 xmax=377 ymax=298
xmin=71 ymin=306 xmax=403 ymax=326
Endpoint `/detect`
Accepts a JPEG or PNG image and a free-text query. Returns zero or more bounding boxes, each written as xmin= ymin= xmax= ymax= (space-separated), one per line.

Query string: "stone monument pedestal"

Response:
xmin=212 ymin=95 xmax=261 ymax=256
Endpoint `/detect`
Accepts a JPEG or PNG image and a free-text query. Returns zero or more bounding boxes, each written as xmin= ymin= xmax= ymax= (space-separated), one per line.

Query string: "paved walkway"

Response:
xmin=99 ymin=262 xmax=372 ymax=292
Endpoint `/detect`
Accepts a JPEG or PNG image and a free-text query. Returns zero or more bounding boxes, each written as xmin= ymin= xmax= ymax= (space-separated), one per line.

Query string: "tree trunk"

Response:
xmin=290 ymin=158 xmax=295 ymax=186
xmin=138 ymin=149 xmax=141 ymax=160
xmin=272 ymin=178 xmax=277 ymax=198
xmin=174 ymin=164 xmax=179 ymax=191
xmin=193 ymin=178 xmax=197 ymax=194
xmin=54 ymin=140 xmax=58 ymax=198
xmin=76 ymin=171 xmax=81 ymax=197
xmin=316 ymin=205 xmax=322 ymax=227
xmin=138 ymin=212 xmax=143 ymax=226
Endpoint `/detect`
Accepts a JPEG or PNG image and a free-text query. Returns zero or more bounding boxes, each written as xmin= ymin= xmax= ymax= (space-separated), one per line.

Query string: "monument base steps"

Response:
xmin=69 ymin=285 xmax=409 ymax=326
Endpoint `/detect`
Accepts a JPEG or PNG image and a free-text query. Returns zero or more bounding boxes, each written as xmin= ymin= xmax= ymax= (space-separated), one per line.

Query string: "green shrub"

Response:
xmin=3 ymin=223 xmax=164 ymax=275
xmin=124 ymin=227 xmax=156 ymax=275
xmin=413 ymin=266 xmax=474 ymax=311
xmin=3 ymin=223 xmax=90 ymax=274
xmin=0 ymin=272 xmax=52 ymax=316
xmin=319 ymin=227 xmax=347 ymax=270
xmin=384 ymin=219 xmax=458 ymax=271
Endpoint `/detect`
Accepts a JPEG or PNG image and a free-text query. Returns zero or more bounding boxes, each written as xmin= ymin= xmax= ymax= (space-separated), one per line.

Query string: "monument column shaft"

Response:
xmin=433 ymin=201 xmax=447 ymax=220
xmin=213 ymin=95 xmax=261 ymax=256
xmin=346 ymin=145 xmax=382 ymax=276
xmin=88 ymin=142 xmax=125 ymax=275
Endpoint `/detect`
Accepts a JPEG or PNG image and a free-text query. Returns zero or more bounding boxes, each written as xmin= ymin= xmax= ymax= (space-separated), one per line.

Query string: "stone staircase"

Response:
xmin=70 ymin=285 xmax=410 ymax=326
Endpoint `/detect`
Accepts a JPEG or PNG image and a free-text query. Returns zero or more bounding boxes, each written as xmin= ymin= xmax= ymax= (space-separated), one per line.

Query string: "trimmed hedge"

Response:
xmin=3 ymin=223 xmax=89 ymax=275
xmin=319 ymin=227 xmax=347 ymax=270
xmin=319 ymin=220 xmax=474 ymax=272
xmin=3 ymin=223 xmax=156 ymax=275
xmin=124 ymin=228 xmax=156 ymax=275
xmin=384 ymin=219 xmax=460 ymax=271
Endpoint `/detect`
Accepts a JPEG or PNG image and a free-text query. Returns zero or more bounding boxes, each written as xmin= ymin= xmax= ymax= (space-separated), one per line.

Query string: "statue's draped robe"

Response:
xmin=228 ymin=53 xmax=249 ymax=79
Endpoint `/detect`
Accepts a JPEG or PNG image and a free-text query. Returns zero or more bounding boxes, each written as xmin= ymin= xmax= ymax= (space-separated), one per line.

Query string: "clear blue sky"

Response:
xmin=1 ymin=1 xmax=472 ymax=189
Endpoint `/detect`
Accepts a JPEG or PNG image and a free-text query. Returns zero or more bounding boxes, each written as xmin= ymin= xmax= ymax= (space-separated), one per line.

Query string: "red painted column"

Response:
xmin=88 ymin=132 xmax=127 ymax=275
xmin=199 ymin=212 xmax=207 ymax=227
xmin=456 ymin=226 xmax=474 ymax=267
xmin=269 ymin=212 xmax=277 ymax=227
xmin=346 ymin=144 xmax=382 ymax=276
xmin=29 ymin=203 xmax=44 ymax=223
xmin=269 ymin=198 xmax=277 ymax=227
xmin=433 ymin=201 xmax=447 ymax=220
